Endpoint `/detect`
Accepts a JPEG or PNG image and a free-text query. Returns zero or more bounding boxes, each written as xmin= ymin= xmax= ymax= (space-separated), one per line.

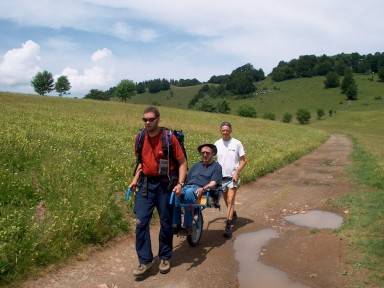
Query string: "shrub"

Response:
xmin=263 ymin=112 xmax=276 ymax=121
xmin=237 ymin=104 xmax=257 ymax=118
xmin=316 ymin=108 xmax=325 ymax=120
xmin=282 ymin=112 xmax=292 ymax=123
xmin=296 ymin=108 xmax=311 ymax=124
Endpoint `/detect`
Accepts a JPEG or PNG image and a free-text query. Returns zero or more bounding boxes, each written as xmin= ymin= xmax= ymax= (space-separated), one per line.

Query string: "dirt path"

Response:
xmin=21 ymin=134 xmax=357 ymax=288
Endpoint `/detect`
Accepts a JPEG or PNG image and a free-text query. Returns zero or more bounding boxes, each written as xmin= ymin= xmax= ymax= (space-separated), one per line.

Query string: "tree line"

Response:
xmin=270 ymin=52 xmax=384 ymax=82
xmin=30 ymin=51 xmax=384 ymax=103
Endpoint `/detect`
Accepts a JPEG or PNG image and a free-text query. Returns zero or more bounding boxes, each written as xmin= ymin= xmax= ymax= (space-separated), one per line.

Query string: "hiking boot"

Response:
xmin=232 ymin=211 xmax=238 ymax=222
xmin=159 ymin=259 xmax=171 ymax=274
xmin=173 ymin=223 xmax=181 ymax=235
xmin=133 ymin=261 xmax=153 ymax=276
xmin=223 ymin=225 xmax=232 ymax=238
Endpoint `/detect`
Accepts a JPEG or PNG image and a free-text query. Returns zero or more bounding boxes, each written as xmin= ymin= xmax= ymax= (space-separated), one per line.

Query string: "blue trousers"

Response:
xmin=173 ymin=184 xmax=199 ymax=227
xmin=134 ymin=180 xmax=174 ymax=264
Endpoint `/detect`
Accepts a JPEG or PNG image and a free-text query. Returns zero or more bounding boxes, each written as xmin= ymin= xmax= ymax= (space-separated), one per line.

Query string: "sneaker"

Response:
xmin=133 ymin=261 xmax=153 ymax=276
xmin=232 ymin=211 xmax=238 ymax=222
xmin=223 ymin=224 xmax=232 ymax=238
xmin=159 ymin=259 xmax=171 ymax=274
xmin=173 ymin=223 xmax=181 ymax=235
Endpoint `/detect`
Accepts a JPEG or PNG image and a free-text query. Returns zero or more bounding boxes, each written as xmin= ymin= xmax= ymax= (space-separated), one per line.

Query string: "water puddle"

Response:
xmin=284 ymin=210 xmax=343 ymax=229
xmin=234 ymin=229 xmax=310 ymax=288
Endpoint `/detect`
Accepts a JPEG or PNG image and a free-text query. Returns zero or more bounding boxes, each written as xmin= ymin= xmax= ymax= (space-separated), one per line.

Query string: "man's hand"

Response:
xmin=174 ymin=183 xmax=182 ymax=197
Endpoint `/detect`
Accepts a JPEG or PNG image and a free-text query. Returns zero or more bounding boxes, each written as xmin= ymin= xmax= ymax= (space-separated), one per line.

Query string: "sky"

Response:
xmin=1 ymin=0 xmax=383 ymax=98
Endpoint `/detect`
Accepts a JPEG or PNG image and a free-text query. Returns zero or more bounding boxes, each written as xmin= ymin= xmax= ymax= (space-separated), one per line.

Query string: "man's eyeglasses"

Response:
xmin=200 ymin=151 xmax=212 ymax=156
xmin=142 ymin=117 xmax=158 ymax=123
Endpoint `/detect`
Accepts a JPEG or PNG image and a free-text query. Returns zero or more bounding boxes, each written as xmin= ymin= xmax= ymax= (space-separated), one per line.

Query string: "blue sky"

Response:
xmin=1 ymin=0 xmax=383 ymax=98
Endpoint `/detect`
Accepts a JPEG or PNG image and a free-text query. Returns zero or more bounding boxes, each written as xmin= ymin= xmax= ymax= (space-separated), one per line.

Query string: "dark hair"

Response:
xmin=144 ymin=106 xmax=160 ymax=118
xmin=220 ymin=121 xmax=232 ymax=128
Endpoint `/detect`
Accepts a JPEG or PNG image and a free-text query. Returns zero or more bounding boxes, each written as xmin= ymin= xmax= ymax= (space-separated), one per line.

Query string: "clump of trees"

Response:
xmin=31 ymin=70 xmax=71 ymax=96
xmin=271 ymin=52 xmax=384 ymax=82
xmin=188 ymin=63 xmax=265 ymax=114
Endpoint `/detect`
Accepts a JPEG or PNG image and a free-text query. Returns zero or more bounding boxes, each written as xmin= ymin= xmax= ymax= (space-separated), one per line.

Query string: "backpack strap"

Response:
xmin=162 ymin=129 xmax=173 ymax=159
xmin=133 ymin=128 xmax=146 ymax=176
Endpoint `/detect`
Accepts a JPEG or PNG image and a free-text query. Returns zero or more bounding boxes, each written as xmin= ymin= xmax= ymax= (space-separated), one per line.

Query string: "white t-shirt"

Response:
xmin=214 ymin=137 xmax=245 ymax=178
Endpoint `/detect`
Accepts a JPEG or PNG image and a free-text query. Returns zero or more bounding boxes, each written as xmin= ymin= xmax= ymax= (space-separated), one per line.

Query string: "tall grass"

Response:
xmin=0 ymin=92 xmax=328 ymax=285
xmin=313 ymin=108 xmax=384 ymax=286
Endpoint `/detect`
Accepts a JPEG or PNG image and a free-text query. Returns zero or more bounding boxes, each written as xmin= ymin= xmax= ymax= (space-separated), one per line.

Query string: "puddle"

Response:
xmin=284 ymin=210 xmax=343 ymax=229
xmin=234 ymin=229 xmax=310 ymax=288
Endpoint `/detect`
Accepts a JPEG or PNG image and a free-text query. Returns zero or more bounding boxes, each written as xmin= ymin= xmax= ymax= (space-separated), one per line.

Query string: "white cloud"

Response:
xmin=58 ymin=48 xmax=115 ymax=95
xmin=91 ymin=48 xmax=112 ymax=62
xmin=1 ymin=0 xmax=383 ymax=97
xmin=0 ymin=40 xmax=41 ymax=86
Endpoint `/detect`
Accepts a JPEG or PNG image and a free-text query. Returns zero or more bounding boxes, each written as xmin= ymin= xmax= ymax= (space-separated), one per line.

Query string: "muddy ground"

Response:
xmin=21 ymin=134 xmax=372 ymax=288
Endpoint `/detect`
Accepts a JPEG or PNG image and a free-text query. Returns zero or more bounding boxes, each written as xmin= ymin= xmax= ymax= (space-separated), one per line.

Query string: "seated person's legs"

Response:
xmin=173 ymin=184 xmax=199 ymax=229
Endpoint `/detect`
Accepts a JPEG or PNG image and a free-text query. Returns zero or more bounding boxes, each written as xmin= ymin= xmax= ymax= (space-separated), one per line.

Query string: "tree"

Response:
xmin=136 ymin=82 xmax=146 ymax=94
xmin=216 ymin=98 xmax=231 ymax=114
xmin=115 ymin=79 xmax=136 ymax=102
xmin=55 ymin=75 xmax=71 ymax=96
xmin=195 ymin=96 xmax=216 ymax=112
xmin=31 ymin=70 xmax=54 ymax=96
xmin=378 ymin=67 xmax=384 ymax=82
xmin=341 ymin=69 xmax=358 ymax=100
xmin=84 ymin=89 xmax=109 ymax=101
xmin=296 ymin=108 xmax=311 ymax=124
xmin=323 ymin=72 xmax=340 ymax=88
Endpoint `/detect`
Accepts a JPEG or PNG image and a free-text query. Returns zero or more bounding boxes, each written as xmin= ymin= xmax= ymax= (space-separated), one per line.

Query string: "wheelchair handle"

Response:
xmin=125 ymin=188 xmax=131 ymax=201
xmin=221 ymin=179 xmax=234 ymax=189
xmin=170 ymin=191 xmax=175 ymax=204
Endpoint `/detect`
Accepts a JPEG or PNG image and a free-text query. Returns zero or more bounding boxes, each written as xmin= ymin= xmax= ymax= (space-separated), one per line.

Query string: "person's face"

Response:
xmin=142 ymin=112 xmax=159 ymax=131
xmin=200 ymin=147 xmax=214 ymax=164
xmin=220 ymin=125 xmax=232 ymax=141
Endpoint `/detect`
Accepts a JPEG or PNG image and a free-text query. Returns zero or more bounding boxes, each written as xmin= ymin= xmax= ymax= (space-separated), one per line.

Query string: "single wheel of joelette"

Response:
xmin=187 ymin=208 xmax=203 ymax=247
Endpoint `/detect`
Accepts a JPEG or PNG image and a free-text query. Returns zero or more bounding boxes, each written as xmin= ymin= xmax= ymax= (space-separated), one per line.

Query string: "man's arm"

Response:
xmin=233 ymin=154 xmax=247 ymax=182
xmin=174 ymin=157 xmax=187 ymax=196
xmin=128 ymin=163 xmax=142 ymax=190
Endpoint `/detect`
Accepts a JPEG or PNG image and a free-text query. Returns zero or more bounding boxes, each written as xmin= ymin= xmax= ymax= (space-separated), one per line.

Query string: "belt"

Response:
xmin=222 ymin=177 xmax=232 ymax=181
xmin=145 ymin=176 xmax=169 ymax=183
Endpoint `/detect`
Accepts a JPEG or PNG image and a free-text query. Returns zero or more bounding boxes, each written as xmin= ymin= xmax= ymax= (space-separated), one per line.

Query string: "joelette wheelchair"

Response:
xmin=170 ymin=180 xmax=233 ymax=246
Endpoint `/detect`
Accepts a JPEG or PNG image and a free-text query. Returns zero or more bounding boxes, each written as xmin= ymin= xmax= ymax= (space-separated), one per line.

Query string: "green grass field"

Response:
xmin=1 ymin=73 xmax=383 ymax=286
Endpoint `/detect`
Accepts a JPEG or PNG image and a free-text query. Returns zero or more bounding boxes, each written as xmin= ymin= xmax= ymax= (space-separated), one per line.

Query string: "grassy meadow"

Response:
xmin=0 ymin=92 xmax=329 ymax=285
xmin=1 ymin=73 xmax=383 ymax=286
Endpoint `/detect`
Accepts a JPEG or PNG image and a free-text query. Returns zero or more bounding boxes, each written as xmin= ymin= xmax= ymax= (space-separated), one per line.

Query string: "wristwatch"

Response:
xmin=177 ymin=182 xmax=185 ymax=187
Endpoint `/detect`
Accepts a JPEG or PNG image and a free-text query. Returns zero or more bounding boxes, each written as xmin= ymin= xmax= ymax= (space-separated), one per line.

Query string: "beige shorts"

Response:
xmin=222 ymin=177 xmax=240 ymax=193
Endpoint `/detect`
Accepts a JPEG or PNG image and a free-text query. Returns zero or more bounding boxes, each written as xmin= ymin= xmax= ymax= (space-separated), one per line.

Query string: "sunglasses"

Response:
xmin=200 ymin=151 xmax=212 ymax=155
xmin=142 ymin=117 xmax=158 ymax=123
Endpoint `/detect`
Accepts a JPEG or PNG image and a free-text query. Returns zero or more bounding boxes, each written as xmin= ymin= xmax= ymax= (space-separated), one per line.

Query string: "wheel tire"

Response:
xmin=187 ymin=208 xmax=203 ymax=247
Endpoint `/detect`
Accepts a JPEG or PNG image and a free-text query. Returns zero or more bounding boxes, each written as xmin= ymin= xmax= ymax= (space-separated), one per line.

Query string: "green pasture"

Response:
xmin=1 ymin=70 xmax=384 ymax=286
xmin=0 ymin=92 xmax=328 ymax=285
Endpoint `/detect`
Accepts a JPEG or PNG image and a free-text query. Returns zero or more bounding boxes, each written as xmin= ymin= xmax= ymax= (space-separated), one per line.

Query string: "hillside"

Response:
xmin=126 ymin=74 xmax=384 ymax=122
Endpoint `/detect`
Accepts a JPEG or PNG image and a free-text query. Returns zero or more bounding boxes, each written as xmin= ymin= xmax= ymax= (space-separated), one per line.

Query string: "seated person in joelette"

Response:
xmin=173 ymin=143 xmax=222 ymax=234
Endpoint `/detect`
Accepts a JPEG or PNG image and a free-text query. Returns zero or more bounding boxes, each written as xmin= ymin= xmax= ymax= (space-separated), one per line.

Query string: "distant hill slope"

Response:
xmin=126 ymin=74 xmax=384 ymax=121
